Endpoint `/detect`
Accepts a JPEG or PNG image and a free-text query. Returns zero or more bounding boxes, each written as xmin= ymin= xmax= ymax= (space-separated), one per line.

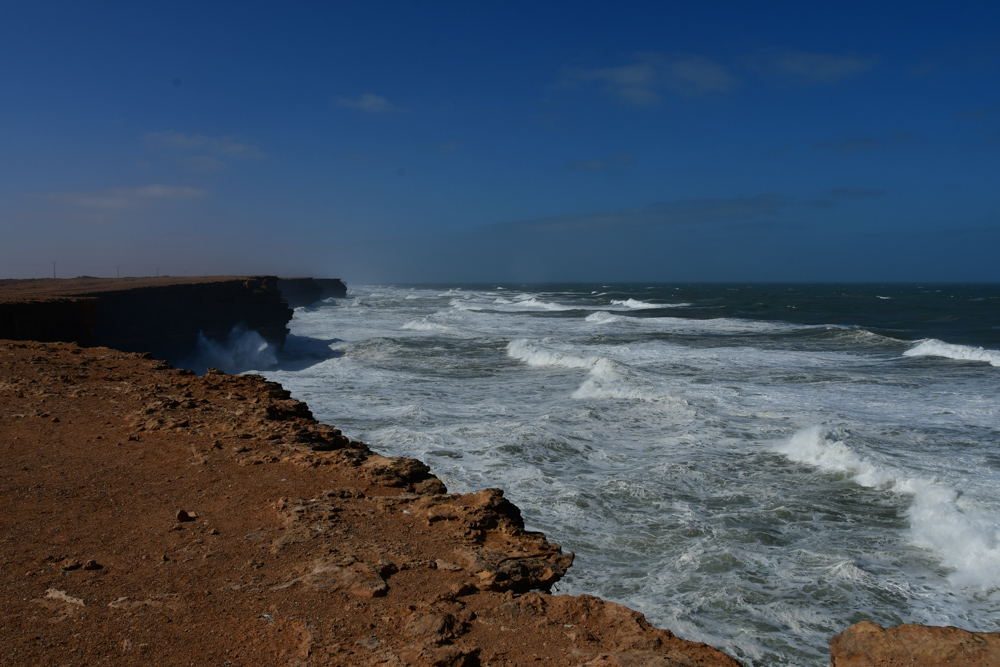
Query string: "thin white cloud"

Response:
xmin=143 ymin=131 xmax=265 ymax=159
xmin=40 ymin=185 xmax=208 ymax=210
xmin=177 ymin=155 xmax=228 ymax=172
xmin=337 ymin=93 xmax=396 ymax=113
xmin=663 ymin=55 xmax=739 ymax=96
xmin=564 ymin=53 xmax=737 ymax=105
xmin=744 ymin=50 xmax=878 ymax=83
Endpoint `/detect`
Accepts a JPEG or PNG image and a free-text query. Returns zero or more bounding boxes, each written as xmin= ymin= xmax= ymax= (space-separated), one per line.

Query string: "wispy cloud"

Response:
xmin=144 ymin=131 xmax=265 ymax=159
xmin=744 ymin=50 xmax=878 ymax=83
xmin=489 ymin=194 xmax=789 ymax=233
xmin=337 ymin=93 xmax=396 ymax=113
xmin=177 ymin=156 xmax=228 ymax=172
xmin=562 ymin=53 xmax=737 ymax=105
xmin=816 ymin=132 xmax=915 ymax=152
xmin=566 ymin=152 xmax=636 ymax=171
xmin=40 ymin=185 xmax=208 ymax=210
xmin=826 ymin=187 xmax=886 ymax=198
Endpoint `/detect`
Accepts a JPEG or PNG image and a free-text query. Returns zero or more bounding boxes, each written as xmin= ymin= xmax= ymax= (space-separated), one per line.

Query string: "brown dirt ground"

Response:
xmin=0 ymin=340 xmax=743 ymax=667
xmin=0 ymin=277 xmax=247 ymax=303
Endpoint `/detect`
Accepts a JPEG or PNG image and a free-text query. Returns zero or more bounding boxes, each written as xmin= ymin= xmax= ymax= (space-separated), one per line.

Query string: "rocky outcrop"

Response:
xmin=277 ymin=277 xmax=348 ymax=307
xmin=0 ymin=340 xmax=744 ymax=666
xmin=830 ymin=621 xmax=1000 ymax=666
xmin=0 ymin=276 xmax=293 ymax=362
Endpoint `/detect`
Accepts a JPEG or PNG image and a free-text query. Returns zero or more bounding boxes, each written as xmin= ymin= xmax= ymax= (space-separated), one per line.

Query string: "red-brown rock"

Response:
xmin=830 ymin=621 xmax=1000 ymax=666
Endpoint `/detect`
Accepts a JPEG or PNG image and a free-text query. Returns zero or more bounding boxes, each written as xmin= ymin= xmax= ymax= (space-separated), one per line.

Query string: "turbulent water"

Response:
xmin=219 ymin=283 xmax=999 ymax=666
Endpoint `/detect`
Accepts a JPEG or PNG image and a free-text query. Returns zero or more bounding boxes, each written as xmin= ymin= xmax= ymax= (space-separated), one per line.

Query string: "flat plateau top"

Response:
xmin=0 ymin=276 xmax=254 ymax=302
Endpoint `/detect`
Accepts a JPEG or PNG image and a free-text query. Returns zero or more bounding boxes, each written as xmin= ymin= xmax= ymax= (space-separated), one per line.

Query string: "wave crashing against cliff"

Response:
xmin=184 ymin=324 xmax=278 ymax=375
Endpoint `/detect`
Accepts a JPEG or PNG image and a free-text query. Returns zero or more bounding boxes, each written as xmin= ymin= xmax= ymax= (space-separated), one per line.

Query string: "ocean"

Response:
xmin=210 ymin=283 xmax=1000 ymax=666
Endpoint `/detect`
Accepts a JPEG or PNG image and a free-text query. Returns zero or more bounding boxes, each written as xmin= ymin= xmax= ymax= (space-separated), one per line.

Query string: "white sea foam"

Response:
xmin=506 ymin=339 xmax=598 ymax=369
xmin=904 ymin=339 xmax=1000 ymax=367
xmin=611 ymin=298 xmax=661 ymax=309
xmin=260 ymin=284 xmax=1000 ymax=666
xmin=776 ymin=426 xmax=1000 ymax=590
xmin=585 ymin=311 xmax=624 ymax=324
xmin=510 ymin=297 xmax=575 ymax=311
xmin=449 ymin=298 xmax=483 ymax=312
xmin=402 ymin=319 xmax=452 ymax=333
xmin=571 ymin=358 xmax=660 ymax=401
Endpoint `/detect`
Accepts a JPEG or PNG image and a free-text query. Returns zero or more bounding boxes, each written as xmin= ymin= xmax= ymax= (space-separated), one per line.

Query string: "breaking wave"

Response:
xmin=903 ymin=339 xmax=1000 ymax=367
xmin=611 ymin=298 xmax=662 ymax=309
xmin=402 ymin=319 xmax=452 ymax=333
xmin=774 ymin=426 xmax=1000 ymax=590
xmin=506 ymin=339 xmax=598 ymax=369
xmin=184 ymin=324 xmax=277 ymax=375
xmin=585 ymin=311 xmax=624 ymax=324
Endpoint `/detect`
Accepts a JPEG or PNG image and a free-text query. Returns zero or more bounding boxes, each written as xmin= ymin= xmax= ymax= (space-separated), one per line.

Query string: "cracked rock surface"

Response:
xmin=0 ymin=340 xmax=741 ymax=666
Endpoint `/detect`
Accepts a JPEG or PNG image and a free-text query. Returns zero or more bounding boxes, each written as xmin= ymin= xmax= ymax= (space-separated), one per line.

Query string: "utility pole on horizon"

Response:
xmin=117 ymin=265 xmax=120 ymax=278
xmin=52 ymin=262 xmax=56 ymax=279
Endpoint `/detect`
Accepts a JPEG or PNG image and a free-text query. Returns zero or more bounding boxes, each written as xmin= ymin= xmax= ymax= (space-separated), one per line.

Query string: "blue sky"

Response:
xmin=2 ymin=1 xmax=998 ymax=282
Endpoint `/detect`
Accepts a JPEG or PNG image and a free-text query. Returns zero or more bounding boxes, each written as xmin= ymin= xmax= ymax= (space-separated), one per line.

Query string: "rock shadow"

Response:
xmin=273 ymin=333 xmax=344 ymax=372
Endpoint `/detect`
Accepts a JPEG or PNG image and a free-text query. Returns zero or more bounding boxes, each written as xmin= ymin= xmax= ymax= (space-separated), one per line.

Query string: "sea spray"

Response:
xmin=183 ymin=324 xmax=277 ymax=374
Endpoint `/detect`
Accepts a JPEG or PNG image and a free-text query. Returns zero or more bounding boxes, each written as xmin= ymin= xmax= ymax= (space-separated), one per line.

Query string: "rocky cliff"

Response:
xmin=0 ymin=276 xmax=293 ymax=362
xmin=277 ymin=277 xmax=348 ymax=308
xmin=0 ymin=340 xmax=744 ymax=666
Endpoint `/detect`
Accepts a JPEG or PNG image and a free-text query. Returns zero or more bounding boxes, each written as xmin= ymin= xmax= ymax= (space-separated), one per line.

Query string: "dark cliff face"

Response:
xmin=0 ymin=298 xmax=99 ymax=345
xmin=277 ymin=278 xmax=347 ymax=307
xmin=0 ymin=276 xmax=293 ymax=363
xmin=87 ymin=276 xmax=293 ymax=361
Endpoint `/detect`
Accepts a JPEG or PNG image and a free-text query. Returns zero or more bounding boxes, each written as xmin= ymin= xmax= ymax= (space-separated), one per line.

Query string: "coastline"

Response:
xmin=0 ymin=340 xmax=742 ymax=666
xmin=3 ymin=277 xmax=998 ymax=666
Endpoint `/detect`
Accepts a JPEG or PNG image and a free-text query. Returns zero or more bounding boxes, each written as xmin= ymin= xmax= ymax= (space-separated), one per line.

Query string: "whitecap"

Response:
xmin=506 ymin=339 xmax=598 ymax=369
xmin=402 ymin=319 xmax=452 ymax=333
xmin=775 ymin=426 xmax=1000 ymax=590
xmin=585 ymin=311 xmax=624 ymax=324
xmin=611 ymin=298 xmax=661 ymax=309
xmin=903 ymin=339 xmax=1000 ymax=367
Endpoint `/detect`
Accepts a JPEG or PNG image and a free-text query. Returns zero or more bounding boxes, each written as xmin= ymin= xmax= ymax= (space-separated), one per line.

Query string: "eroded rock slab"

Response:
xmin=830 ymin=621 xmax=1000 ymax=666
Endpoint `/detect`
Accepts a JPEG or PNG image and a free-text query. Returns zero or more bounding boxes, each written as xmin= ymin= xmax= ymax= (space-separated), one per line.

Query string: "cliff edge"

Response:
xmin=0 ymin=276 xmax=293 ymax=362
xmin=0 ymin=340 xmax=743 ymax=666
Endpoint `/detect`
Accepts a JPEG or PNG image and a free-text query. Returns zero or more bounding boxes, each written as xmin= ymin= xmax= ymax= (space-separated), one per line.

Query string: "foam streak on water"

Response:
xmin=257 ymin=284 xmax=1000 ymax=666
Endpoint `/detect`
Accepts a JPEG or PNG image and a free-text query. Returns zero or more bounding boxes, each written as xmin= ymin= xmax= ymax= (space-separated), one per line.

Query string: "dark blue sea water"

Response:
xmin=197 ymin=283 xmax=1000 ymax=666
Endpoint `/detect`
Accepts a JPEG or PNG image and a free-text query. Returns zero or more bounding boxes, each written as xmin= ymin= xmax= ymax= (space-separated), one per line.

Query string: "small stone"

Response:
xmin=60 ymin=558 xmax=81 ymax=571
xmin=176 ymin=510 xmax=197 ymax=522
xmin=82 ymin=560 xmax=101 ymax=571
